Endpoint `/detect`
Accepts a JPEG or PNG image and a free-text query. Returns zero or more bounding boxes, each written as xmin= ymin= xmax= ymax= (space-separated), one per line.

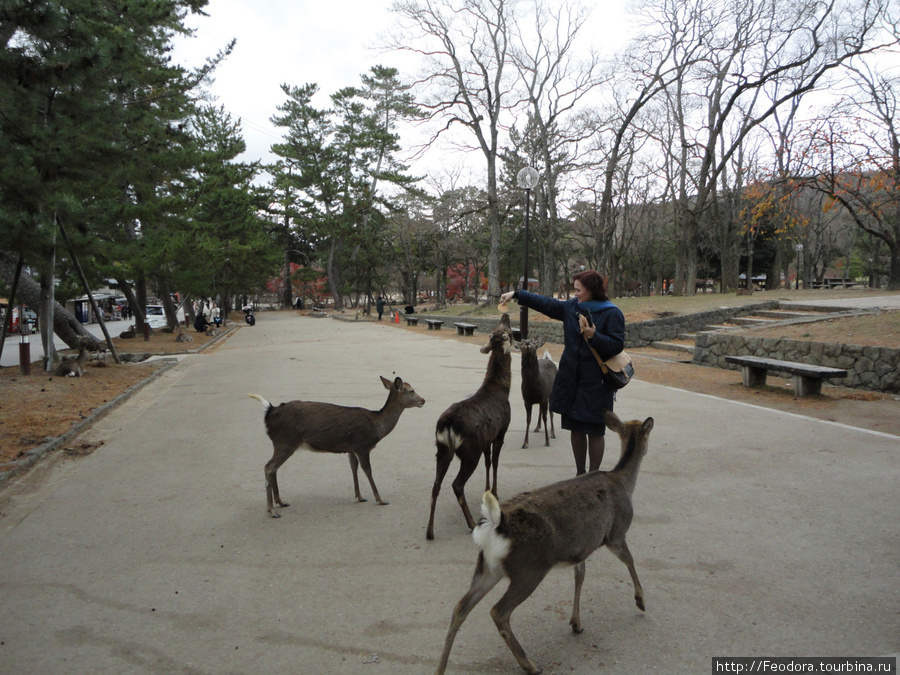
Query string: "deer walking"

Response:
xmin=517 ymin=339 xmax=557 ymax=448
xmin=249 ymin=376 xmax=425 ymax=518
xmin=435 ymin=410 xmax=654 ymax=674
xmin=426 ymin=314 xmax=513 ymax=540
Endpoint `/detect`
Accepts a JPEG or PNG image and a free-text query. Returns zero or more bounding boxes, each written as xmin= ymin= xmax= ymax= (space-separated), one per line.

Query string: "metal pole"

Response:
xmin=520 ymin=187 xmax=531 ymax=339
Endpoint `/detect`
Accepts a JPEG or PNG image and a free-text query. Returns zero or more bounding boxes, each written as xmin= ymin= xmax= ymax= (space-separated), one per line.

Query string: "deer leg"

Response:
xmin=540 ymin=402 xmax=550 ymax=447
xmin=347 ymin=453 xmax=368 ymax=503
xmin=609 ymin=540 xmax=645 ymax=611
xmin=489 ymin=435 xmax=504 ymax=497
xmin=549 ymin=411 xmax=555 ymax=439
xmin=427 ymin=446 xmax=455 ymax=540
xmin=264 ymin=445 xmax=295 ymax=518
xmin=522 ymin=405 xmax=532 ymax=449
xmin=490 ymin=568 xmax=549 ymax=675
xmin=355 ymin=450 xmax=387 ymax=505
xmin=435 ymin=553 xmax=505 ymax=675
xmin=452 ymin=457 xmax=480 ymax=530
xmin=570 ymin=560 xmax=586 ymax=633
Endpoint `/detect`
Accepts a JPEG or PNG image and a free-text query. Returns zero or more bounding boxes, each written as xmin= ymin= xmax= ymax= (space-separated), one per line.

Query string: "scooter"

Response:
xmin=243 ymin=306 xmax=256 ymax=326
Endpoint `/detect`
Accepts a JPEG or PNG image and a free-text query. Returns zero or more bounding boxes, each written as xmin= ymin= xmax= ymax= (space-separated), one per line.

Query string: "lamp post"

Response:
xmin=794 ymin=243 xmax=803 ymax=290
xmin=516 ymin=166 xmax=540 ymax=339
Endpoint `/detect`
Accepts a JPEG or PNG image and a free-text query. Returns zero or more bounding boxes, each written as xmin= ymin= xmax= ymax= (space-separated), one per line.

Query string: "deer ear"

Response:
xmin=642 ymin=417 xmax=654 ymax=434
xmin=381 ymin=375 xmax=392 ymax=390
xmin=500 ymin=313 xmax=511 ymax=327
xmin=393 ymin=376 xmax=403 ymax=390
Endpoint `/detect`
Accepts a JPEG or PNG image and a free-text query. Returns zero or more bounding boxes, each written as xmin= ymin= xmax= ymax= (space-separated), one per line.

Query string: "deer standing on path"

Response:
xmin=249 ymin=376 xmax=425 ymax=518
xmin=517 ymin=339 xmax=557 ymax=448
xmin=426 ymin=314 xmax=513 ymax=540
xmin=435 ymin=410 xmax=655 ymax=675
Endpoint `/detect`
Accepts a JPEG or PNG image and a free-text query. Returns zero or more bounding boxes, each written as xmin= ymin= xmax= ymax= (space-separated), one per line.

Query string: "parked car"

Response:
xmin=145 ymin=305 xmax=167 ymax=329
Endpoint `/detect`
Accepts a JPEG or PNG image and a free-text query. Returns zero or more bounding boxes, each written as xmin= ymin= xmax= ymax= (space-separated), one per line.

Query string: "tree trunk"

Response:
xmin=326 ymin=238 xmax=344 ymax=310
xmin=0 ymin=250 xmax=103 ymax=351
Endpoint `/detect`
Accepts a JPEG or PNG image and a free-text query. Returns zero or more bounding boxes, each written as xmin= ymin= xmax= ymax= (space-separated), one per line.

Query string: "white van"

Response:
xmin=145 ymin=305 xmax=167 ymax=328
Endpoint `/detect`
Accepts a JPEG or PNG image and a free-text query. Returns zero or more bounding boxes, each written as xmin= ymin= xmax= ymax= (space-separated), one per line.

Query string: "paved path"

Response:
xmin=0 ymin=312 xmax=897 ymax=673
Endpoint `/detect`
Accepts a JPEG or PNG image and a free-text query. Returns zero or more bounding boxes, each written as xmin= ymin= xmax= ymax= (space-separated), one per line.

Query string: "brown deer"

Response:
xmin=426 ymin=314 xmax=513 ymax=540
xmin=249 ymin=376 xmax=425 ymax=518
xmin=55 ymin=346 xmax=88 ymax=377
xmin=517 ymin=339 xmax=557 ymax=448
xmin=435 ymin=410 xmax=654 ymax=675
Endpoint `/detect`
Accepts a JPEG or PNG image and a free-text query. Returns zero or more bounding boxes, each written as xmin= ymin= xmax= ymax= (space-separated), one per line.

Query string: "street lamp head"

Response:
xmin=516 ymin=167 xmax=540 ymax=190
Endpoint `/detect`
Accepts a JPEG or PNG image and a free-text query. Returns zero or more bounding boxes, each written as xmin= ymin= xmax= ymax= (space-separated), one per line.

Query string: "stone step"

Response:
xmin=678 ymin=332 xmax=698 ymax=341
xmin=650 ymin=341 xmax=695 ymax=354
xmin=704 ymin=324 xmax=735 ymax=331
xmin=754 ymin=310 xmax=819 ymax=320
xmin=729 ymin=316 xmax=778 ymax=327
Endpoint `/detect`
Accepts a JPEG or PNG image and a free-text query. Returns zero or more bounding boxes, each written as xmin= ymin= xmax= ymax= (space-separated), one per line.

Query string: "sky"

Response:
xmin=171 ymin=0 xmax=423 ymax=176
xmin=171 ymin=1 xmax=633 ymax=184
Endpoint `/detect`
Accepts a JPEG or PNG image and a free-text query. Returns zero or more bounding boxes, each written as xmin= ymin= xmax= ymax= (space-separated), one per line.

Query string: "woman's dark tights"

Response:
xmin=571 ymin=432 xmax=605 ymax=475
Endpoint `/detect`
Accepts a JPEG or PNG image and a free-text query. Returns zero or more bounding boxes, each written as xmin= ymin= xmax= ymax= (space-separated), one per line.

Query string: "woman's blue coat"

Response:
xmin=515 ymin=291 xmax=625 ymax=424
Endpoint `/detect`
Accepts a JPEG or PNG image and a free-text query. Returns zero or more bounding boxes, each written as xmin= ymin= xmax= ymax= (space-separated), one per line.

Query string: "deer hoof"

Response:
xmin=570 ymin=619 xmax=583 ymax=634
xmin=377 ymin=499 xmax=389 ymax=506
xmin=270 ymin=512 xmax=281 ymax=519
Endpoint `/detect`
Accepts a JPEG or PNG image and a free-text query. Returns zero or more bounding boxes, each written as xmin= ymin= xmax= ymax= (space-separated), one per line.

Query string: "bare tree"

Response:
xmin=507 ymin=0 xmax=602 ymax=294
xmin=390 ymin=0 xmax=518 ymax=301
xmin=791 ymin=61 xmax=900 ymax=288
xmin=657 ymin=0 xmax=897 ymax=294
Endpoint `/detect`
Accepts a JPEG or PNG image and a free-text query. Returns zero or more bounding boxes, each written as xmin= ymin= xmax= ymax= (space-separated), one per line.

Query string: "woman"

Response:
xmin=500 ymin=270 xmax=625 ymax=475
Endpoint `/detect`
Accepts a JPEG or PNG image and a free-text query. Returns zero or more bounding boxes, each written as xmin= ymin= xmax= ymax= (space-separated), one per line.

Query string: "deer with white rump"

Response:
xmin=426 ymin=314 xmax=513 ymax=540
xmin=517 ymin=338 xmax=557 ymax=448
xmin=249 ymin=376 xmax=425 ymax=518
xmin=435 ymin=410 xmax=654 ymax=675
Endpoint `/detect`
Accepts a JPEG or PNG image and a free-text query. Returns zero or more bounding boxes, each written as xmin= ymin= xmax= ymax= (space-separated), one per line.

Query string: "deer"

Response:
xmin=426 ymin=313 xmax=513 ymax=541
xmin=249 ymin=375 xmax=425 ymax=518
xmin=517 ymin=339 xmax=557 ymax=449
xmin=55 ymin=346 xmax=89 ymax=377
xmin=435 ymin=410 xmax=655 ymax=675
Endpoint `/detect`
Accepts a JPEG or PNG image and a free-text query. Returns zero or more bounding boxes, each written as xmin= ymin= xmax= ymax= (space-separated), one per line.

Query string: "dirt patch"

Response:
xmin=0 ymin=360 xmax=160 ymax=470
xmin=734 ymin=309 xmax=900 ymax=348
xmin=0 ymin=321 xmax=239 ymax=469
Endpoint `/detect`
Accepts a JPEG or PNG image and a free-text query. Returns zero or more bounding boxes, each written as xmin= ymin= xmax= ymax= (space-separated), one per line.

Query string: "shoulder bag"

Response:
xmin=583 ymin=335 xmax=634 ymax=390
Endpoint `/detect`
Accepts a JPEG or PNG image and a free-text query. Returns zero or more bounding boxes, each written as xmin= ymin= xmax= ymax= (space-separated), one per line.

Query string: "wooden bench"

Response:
xmin=405 ymin=316 xmax=419 ymax=326
xmin=724 ymin=355 xmax=848 ymax=397
xmin=453 ymin=322 xmax=477 ymax=336
xmin=425 ymin=319 xmax=444 ymax=331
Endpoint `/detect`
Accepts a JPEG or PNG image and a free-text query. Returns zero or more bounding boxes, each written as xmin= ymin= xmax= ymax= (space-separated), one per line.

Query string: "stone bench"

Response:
xmin=724 ymin=355 xmax=848 ymax=397
xmin=405 ymin=316 xmax=419 ymax=326
xmin=425 ymin=319 xmax=444 ymax=331
xmin=453 ymin=322 xmax=477 ymax=336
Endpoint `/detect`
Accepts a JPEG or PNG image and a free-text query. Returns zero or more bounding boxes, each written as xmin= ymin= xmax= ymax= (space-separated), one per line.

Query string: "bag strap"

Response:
xmin=583 ymin=334 xmax=611 ymax=374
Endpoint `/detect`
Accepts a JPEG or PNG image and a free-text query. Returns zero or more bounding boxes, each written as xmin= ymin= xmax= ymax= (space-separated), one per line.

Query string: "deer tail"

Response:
xmin=473 ymin=491 xmax=509 ymax=571
xmin=248 ymin=394 xmax=272 ymax=411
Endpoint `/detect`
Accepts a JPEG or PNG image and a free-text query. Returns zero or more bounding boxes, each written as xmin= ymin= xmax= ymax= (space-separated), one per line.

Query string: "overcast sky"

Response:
xmin=172 ymin=0 xmax=418 ymax=174
xmin=172 ymin=1 xmax=632 ymax=183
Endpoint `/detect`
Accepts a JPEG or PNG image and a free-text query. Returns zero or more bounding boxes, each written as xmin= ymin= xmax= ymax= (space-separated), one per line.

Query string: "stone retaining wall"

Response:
xmin=692 ymin=331 xmax=900 ymax=393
